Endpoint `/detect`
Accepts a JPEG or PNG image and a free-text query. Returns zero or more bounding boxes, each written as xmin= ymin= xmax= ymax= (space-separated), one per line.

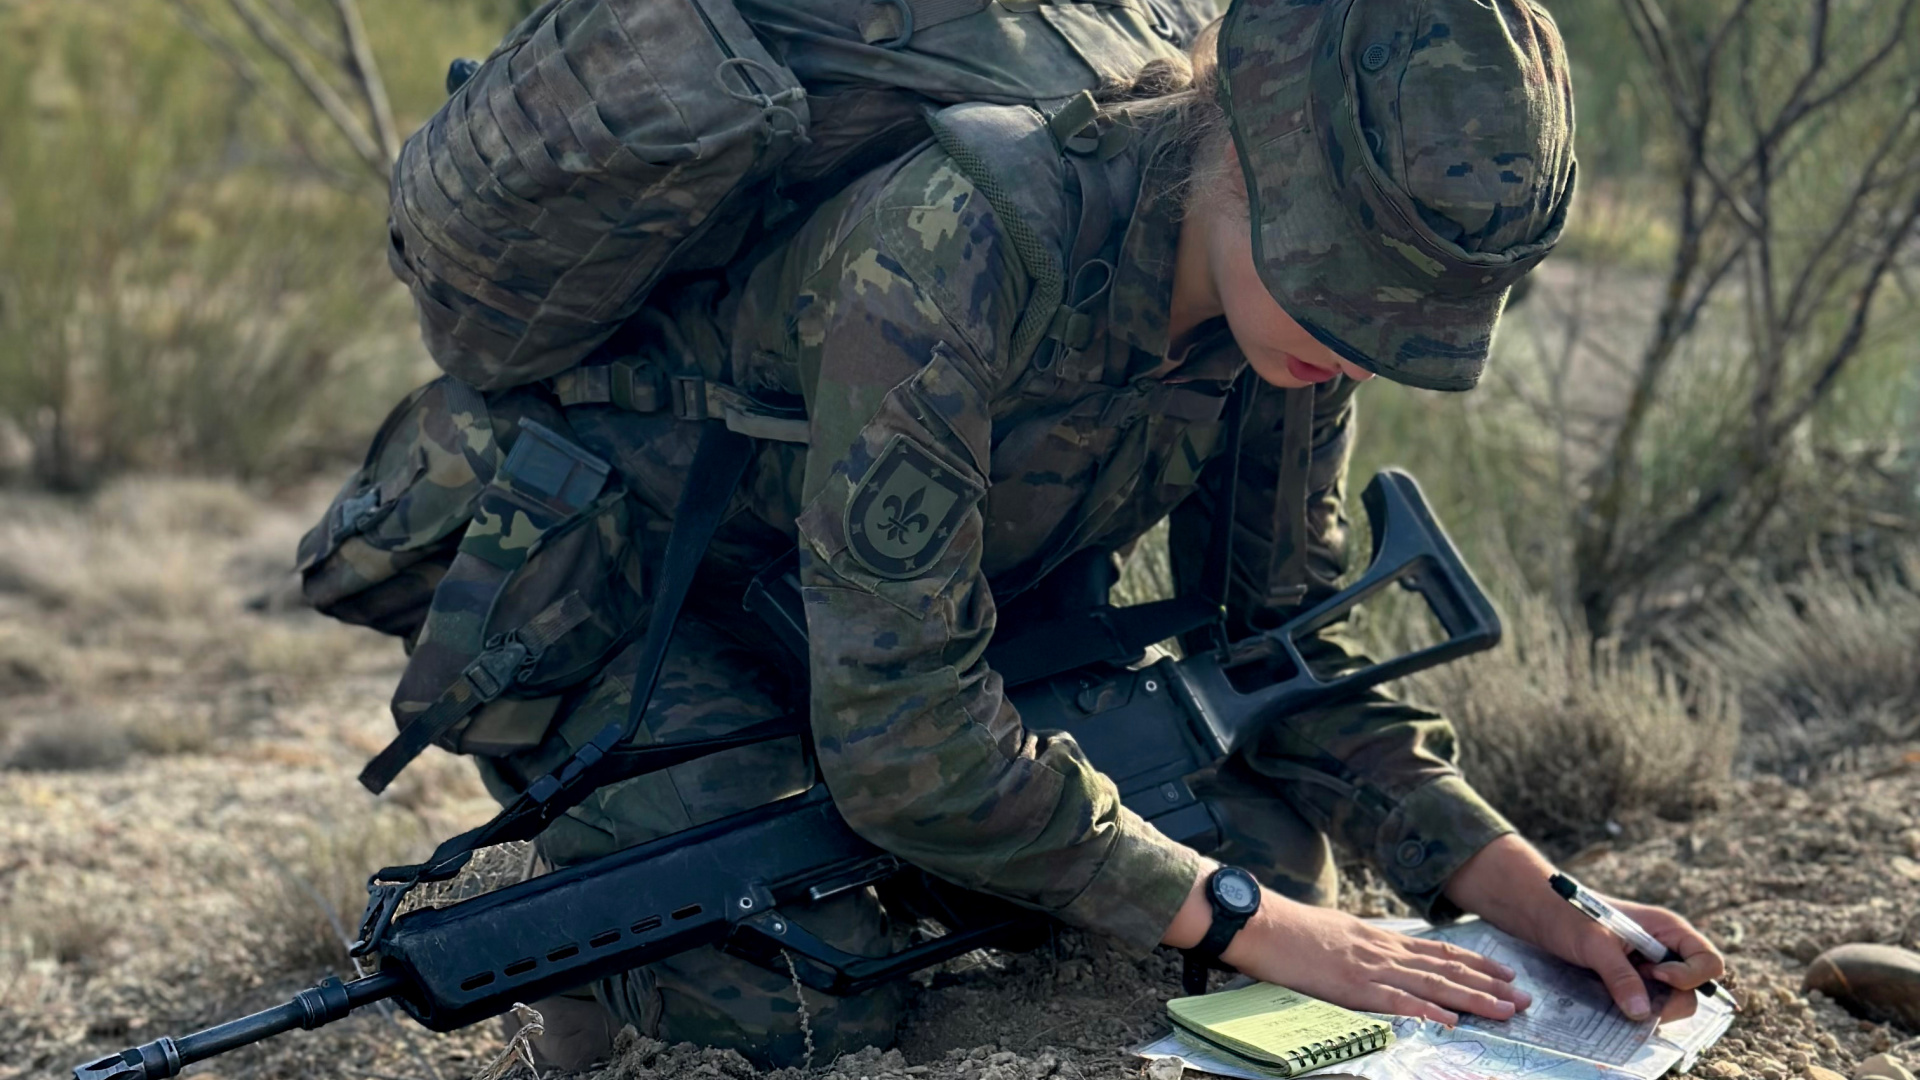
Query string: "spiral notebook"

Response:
xmin=1166 ymin=983 xmax=1394 ymax=1077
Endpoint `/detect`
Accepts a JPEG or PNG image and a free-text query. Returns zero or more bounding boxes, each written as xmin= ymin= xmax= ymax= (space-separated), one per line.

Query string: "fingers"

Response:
xmin=1619 ymin=901 xmax=1727 ymax=989
xmin=1370 ymin=985 xmax=1460 ymax=1028
xmin=1418 ymin=938 xmax=1519 ymax=983
xmin=1404 ymin=968 xmax=1519 ymax=1022
xmin=1585 ymin=938 xmax=1654 ymax=1021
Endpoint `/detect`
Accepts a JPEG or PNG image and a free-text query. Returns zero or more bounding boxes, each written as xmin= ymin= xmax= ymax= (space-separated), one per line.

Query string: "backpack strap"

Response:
xmin=926 ymin=101 xmax=1072 ymax=365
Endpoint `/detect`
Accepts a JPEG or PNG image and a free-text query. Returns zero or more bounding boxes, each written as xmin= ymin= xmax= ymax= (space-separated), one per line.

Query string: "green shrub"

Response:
xmin=0 ymin=0 xmax=513 ymax=488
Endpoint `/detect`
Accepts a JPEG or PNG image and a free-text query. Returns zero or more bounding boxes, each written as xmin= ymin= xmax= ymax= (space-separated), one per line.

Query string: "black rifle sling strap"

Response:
xmin=355 ymin=422 xmax=761 ymax=954
xmin=1265 ymin=386 xmax=1315 ymax=608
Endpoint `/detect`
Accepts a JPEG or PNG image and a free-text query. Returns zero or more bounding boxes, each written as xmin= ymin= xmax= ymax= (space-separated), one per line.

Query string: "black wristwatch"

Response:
xmin=1180 ymin=866 xmax=1261 ymax=995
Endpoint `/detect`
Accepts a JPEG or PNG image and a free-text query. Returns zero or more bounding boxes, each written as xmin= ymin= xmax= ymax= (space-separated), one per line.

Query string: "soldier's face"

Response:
xmin=1211 ymin=207 xmax=1376 ymax=389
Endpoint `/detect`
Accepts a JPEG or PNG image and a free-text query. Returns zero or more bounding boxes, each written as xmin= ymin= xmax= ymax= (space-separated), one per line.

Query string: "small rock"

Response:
xmin=1808 ymin=1068 xmax=1847 ymax=1080
xmin=1804 ymin=944 xmax=1920 ymax=1029
xmin=1146 ymin=1056 xmax=1185 ymax=1080
xmin=1853 ymin=1054 xmax=1916 ymax=1080
xmin=1704 ymin=1062 xmax=1744 ymax=1078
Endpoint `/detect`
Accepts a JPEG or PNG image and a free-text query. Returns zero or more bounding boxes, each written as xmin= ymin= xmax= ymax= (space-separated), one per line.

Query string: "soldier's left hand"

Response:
xmin=1445 ymin=835 xmax=1726 ymax=1021
xmin=1542 ymin=895 xmax=1726 ymax=1018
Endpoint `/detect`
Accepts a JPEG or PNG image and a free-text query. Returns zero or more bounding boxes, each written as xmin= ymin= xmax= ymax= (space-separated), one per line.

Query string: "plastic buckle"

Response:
xmin=463 ymin=637 xmax=532 ymax=702
xmin=671 ymin=375 xmax=711 ymax=421
xmin=331 ymin=490 xmax=381 ymax=537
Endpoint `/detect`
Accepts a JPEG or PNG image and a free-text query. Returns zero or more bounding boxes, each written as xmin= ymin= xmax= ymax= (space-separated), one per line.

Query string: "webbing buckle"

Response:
xmin=331 ymin=489 xmax=381 ymax=537
xmin=671 ymin=375 xmax=712 ymax=422
xmin=464 ymin=636 xmax=533 ymax=701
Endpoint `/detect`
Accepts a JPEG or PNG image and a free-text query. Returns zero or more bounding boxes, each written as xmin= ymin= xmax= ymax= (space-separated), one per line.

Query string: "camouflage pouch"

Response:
xmin=297 ymin=377 xmax=501 ymax=638
xmin=360 ymin=413 xmax=649 ymax=793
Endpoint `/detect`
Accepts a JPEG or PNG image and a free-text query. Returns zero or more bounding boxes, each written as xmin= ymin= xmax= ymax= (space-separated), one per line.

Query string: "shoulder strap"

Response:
xmin=1265 ymin=387 xmax=1315 ymax=608
xmin=352 ymin=422 xmax=759 ymax=955
xmin=927 ymin=102 xmax=1070 ymax=363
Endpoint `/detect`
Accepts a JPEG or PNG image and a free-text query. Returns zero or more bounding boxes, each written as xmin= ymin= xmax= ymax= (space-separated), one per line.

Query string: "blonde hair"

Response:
xmin=1095 ymin=19 xmax=1243 ymax=216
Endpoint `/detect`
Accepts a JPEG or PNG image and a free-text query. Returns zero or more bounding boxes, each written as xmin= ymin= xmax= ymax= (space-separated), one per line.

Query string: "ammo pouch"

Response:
xmin=361 ymin=415 xmax=645 ymax=793
xmin=297 ymin=378 xmax=646 ymax=794
xmin=298 ymin=377 xmax=501 ymax=638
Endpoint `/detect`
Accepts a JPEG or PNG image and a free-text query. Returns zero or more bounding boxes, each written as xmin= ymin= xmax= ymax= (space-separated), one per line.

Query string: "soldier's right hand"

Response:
xmin=1214 ymin=888 xmax=1532 ymax=1025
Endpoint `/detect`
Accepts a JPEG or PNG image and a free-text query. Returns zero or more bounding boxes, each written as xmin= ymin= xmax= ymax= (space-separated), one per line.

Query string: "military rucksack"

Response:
xmin=386 ymin=0 xmax=1220 ymax=392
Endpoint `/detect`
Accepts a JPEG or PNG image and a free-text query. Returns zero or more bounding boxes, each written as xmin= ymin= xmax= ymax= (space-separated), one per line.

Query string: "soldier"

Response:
xmin=417 ymin=0 xmax=1726 ymax=1067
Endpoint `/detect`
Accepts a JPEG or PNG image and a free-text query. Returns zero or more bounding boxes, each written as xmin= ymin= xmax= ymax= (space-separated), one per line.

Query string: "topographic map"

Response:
xmin=1136 ymin=920 xmax=1734 ymax=1080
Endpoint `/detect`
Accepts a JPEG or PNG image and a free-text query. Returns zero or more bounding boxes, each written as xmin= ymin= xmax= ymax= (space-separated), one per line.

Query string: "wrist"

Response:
xmin=1161 ymin=861 xmax=1220 ymax=950
xmin=1443 ymin=834 xmax=1559 ymax=938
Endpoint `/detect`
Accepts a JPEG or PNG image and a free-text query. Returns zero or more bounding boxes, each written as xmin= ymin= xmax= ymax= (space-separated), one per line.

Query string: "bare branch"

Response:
xmin=160 ymin=0 xmax=361 ymax=187
xmin=261 ymin=0 xmax=341 ymax=65
xmin=224 ymin=0 xmax=388 ymax=178
xmin=331 ymin=0 xmax=400 ymax=165
xmin=1780 ymin=85 xmax=1920 ymax=334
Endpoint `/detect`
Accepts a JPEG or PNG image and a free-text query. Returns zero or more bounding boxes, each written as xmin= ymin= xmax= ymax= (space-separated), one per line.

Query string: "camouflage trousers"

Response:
xmin=475 ymin=617 xmax=1343 ymax=1071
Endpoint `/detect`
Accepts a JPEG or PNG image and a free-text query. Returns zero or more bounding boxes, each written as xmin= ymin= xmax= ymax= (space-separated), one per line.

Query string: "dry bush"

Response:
xmin=4 ymin=711 xmax=133 ymax=772
xmin=1684 ymin=550 xmax=1920 ymax=780
xmin=249 ymin=811 xmax=435 ymax=974
xmin=0 ymin=622 xmax=74 ymax=695
xmin=2 ymin=897 xmax=122 ymax=969
xmin=1374 ymin=581 xmax=1739 ymax=857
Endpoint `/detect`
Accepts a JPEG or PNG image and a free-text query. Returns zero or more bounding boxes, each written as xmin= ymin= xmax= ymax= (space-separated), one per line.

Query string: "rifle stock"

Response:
xmin=76 ymin=469 xmax=1498 ymax=1079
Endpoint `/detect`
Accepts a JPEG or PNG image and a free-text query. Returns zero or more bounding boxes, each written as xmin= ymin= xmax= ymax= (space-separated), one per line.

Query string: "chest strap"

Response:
xmin=1266 ymin=386 xmax=1315 ymax=608
xmin=552 ymin=358 xmax=810 ymax=444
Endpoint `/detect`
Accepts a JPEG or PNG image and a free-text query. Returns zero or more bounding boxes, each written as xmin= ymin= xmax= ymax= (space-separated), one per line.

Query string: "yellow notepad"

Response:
xmin=1166 ymin=983 xmax=1394 ymax=1076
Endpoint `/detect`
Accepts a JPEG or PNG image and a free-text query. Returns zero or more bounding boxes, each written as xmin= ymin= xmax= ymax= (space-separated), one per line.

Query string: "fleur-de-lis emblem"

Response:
xmin=879 ymin=487 xmax=931 ymax=543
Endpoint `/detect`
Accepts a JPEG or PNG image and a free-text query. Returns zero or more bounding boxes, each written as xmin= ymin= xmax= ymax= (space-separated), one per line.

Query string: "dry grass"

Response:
xmin=1374 ymin=577 xmax=1740 ymax=856
xmin=1683 ymin=550 xmax=1920 ymax=781
xmin=250 ymin=811 xmax=438 ymax=973
xmin=4 ymin=711 xmax=133 ymax=772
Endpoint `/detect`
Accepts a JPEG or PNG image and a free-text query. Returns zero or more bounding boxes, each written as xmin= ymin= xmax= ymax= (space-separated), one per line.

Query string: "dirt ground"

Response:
xmin=2 ymin=479 xmax=1916 ymax=1080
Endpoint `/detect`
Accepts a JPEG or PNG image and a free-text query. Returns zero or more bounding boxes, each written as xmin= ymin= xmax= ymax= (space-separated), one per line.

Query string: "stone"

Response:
xmin=1807 ymin=1068 xmax=1847 ymax=1080
xmin=1804 ymin=944 xmax=1920 ymax=1029
xmin=1853 ymin=1054 xmax=1915 ymax=1080
xmin=1703 ymin=1062 xmax=1745 ymax=1078
xmin=1146 ymin=1056 xmax=1185 ymax=1080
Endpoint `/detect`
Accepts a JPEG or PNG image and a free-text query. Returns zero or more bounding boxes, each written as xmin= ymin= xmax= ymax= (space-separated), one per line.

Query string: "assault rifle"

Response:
xmin=75 ymin=469 xmax=1499 ymax=1080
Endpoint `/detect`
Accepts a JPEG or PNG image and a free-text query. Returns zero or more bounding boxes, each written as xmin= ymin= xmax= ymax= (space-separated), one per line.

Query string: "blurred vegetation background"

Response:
xmin=0 ymin=0 xmax=1916 ymax=847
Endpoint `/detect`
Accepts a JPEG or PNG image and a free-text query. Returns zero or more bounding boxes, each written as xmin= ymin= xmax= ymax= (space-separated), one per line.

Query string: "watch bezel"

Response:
xmin=1209 ymin=866 xmax=1260 ymax=917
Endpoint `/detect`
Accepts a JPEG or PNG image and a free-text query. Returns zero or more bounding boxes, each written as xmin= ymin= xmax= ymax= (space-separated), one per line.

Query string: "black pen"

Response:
xmin=1549 ymin=873 xmax=1738 ymax=1011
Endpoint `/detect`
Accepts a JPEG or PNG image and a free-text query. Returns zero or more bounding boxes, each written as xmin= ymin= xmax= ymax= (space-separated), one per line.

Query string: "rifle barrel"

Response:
xmin=74 ymin=971 xmax=405 ymax=1080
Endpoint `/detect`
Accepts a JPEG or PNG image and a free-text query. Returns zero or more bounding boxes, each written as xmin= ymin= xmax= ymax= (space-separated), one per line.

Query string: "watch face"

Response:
xmin=1213 ymin=868 xmax=1259 ymax=915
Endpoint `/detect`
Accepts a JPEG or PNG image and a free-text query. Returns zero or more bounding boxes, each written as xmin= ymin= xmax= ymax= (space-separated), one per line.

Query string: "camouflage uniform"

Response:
xmin=417 ymin=0 xmax=1575 ymax=1066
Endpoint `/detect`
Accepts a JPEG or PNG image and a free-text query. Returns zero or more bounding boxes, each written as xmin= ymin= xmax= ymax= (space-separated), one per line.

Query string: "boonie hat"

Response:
xmin=1218 ymin=0 xmax=1577 ymax=391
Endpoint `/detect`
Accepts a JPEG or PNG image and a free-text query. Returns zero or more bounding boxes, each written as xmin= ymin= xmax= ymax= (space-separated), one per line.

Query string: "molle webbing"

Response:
xmin=551 ymin=359 xmax=810 ymax=444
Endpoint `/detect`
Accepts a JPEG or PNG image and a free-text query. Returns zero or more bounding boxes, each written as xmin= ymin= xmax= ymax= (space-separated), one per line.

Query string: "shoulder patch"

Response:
xmin=845 ymin=434 xmax=981 ymax=580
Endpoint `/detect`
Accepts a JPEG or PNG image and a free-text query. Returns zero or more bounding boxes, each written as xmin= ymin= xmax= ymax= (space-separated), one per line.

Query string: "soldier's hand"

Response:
xmin=1527 ymin=894 xmax=1725 ymax=1020
xmin=1218 ymin=892 xmax=1532 ymax=1025
xmin=1442 ymin=834 xmax=1726 ymax=1021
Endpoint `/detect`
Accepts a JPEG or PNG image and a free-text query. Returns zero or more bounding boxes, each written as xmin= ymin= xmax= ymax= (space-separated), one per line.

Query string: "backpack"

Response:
xmin=386 ymin=0 xmax=1219 ymax=392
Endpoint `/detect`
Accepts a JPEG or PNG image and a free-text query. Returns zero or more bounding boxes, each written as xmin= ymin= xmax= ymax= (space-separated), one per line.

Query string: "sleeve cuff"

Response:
xmin=1373 ymin=774 xmax=1515 ymax=923
xmin=1058 ymin=807 xmax=1207 ymax=955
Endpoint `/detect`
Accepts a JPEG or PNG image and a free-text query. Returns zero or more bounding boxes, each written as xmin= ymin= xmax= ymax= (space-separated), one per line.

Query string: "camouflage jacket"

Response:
xmin=572 ymin=103 xmax=1515 ymax=953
